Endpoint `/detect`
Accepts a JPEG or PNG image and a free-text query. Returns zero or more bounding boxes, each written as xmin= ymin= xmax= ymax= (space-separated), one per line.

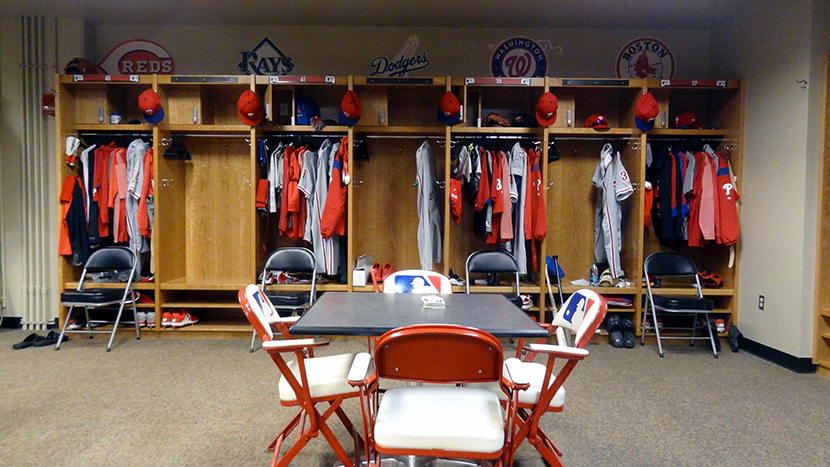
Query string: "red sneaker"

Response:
xmin=173 ymin=312 xmax=199 ymax=328
xmin=381 ymin=263 xmax=394 ymax=281
xmin=161 ymin=311 xmax=173 ymax=327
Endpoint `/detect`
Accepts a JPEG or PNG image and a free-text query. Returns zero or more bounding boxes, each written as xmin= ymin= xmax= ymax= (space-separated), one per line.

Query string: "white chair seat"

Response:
xmin=278 ymin=353 xmax=358 ymax=402
xmin=374 ymin=386 xmax=504 ymax=453
xmin=470 ymin=358 xmax=566 ymax=408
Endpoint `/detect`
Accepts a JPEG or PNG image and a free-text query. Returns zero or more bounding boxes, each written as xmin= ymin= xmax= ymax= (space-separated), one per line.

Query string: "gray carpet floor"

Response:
xmin=2 ymin=328 xmax=830 ymax=466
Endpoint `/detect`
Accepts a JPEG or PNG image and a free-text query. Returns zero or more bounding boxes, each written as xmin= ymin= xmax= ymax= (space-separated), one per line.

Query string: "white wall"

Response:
xmin=712 ymin=0 xmax=830 ymax=357
xmin=0 ymin=17 xmax=81 ymax=323
xmin=91 ymin=25 xmax=711 ymax=78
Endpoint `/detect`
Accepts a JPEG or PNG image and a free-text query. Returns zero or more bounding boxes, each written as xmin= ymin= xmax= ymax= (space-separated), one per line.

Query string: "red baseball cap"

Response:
xmin=237 ymin=90 xmax=262 ymax=126
xmin=338 ymin=90 xmax=362 ymax=126
xmin=635 ymin=92 xmax=659 ymax=131
xmin=585 ymin=114 xmax=610 ymax=130
xmin=138 ymin=89 xmax=164 ymax=124
xmin=535 ymin=92 xmax=558 ymax=127
xmin=673 ymin=111 xmax=701 ymax=129
xmin=437 ymin=91 xmax=461 ymax=125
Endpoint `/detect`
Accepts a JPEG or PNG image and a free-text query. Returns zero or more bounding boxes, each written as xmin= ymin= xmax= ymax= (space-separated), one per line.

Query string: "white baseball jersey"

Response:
xmin=415 ymin=140 xmax=442 ymax=270
xmin=592 ymin=143 xmax=633 ymax=278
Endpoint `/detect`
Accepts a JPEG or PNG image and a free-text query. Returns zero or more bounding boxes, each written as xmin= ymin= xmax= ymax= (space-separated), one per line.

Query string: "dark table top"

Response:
xmin=289 ymin=292 xmax=548 ymax=338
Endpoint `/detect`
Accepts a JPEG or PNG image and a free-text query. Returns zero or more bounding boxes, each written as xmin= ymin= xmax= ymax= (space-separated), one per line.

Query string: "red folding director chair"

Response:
xmin=238 ymin=284 xmax=363 ymax=467
xmin=500 ymin=289 xmax=607 ymax=466
xmin=347 ymin=324 xmax=529 ymax=467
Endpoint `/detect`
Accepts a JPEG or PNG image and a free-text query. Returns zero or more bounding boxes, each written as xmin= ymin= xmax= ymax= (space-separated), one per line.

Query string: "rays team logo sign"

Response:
xmin=238 ymin=37 xmax=295 ymax=75
xmin=99 ymin=40 xmax=175 ymax=75
xmin=370 ymin=34 xmax=430 ymax=76
xmin=491 ymin=37 xmax=547 ymax=78
xmin=616 ymin=37 xmax=675 ymax=79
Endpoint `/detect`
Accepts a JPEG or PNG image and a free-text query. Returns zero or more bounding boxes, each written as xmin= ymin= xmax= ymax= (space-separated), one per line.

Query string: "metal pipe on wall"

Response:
xmin=19 ymin=16 xmax=50 ymax=330
xmin=20 ymin=16 xmax=33 ymax=329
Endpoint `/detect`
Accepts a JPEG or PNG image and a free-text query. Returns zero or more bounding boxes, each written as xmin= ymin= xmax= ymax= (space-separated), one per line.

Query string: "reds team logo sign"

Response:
xmin=99 ymin=40 xmax=175 ymax=75
xmin=491 ymin=37 xmax=547 ymax=78
xmin=616 ymin=37 xmax=675 ymax=79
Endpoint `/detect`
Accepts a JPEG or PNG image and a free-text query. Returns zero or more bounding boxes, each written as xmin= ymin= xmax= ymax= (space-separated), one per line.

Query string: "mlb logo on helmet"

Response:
xmin=138 ymin=89 xmax=164 ymax=124
xmin=338 ymin=90 xmax=362 ymax=127
xmin=635 ymin=92 xmax=659 ymax=131
xmin=237 ymin=89 xmax=263 ymax=126
xmin=437 ymin=91 xmax=461 ymax=126
xmin=585 ymin=114 xmax=610 ymax=130
xmin=535 ymin=91 xmax=558 ymax=127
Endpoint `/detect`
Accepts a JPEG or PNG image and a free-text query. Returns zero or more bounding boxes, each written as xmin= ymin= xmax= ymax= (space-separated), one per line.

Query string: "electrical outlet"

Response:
xmin=758 ymin=295 xmax=765 ymax=310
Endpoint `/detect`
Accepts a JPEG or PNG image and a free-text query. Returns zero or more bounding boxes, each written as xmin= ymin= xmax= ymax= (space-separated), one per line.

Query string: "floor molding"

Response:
xmin=741 ymin=337 xmax=816 ymax=373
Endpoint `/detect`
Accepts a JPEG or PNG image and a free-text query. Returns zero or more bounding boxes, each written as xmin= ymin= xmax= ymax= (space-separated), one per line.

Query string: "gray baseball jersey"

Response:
xmin=592 ymin=143 xmax=633 ymax=278
xmin=509 ymin=142 xmax=528 ymax=274
xmin=415 ymin=140 xmax=442 ymax=270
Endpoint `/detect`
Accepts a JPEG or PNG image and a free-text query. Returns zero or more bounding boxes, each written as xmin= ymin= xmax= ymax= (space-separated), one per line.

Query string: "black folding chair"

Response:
xmin=465 ymin=250 xmax=523 ymax=308
xmin=57 ymin=247 xmax=139 ymax=352
xmin=250 ymin=247 xmax=317 ymax=352
xmin=642 ymin=252 xmax=718 ymax=358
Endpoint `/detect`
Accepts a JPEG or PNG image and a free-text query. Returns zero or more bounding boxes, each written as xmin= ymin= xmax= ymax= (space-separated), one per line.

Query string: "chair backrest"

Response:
xmin=551 ymin=289 xmax=607 ymax=348
xmin=464 ymin=250 xmax=520 ymax=296
xmin=382 ymin=269 xmax=452 ymax=294
xmin=643 ymin=252 xmax=703 ymax=298
xmin=83 ymin=246 xmax=137 ymax=274
xmin=643 ymin=252 xmax=698 ymax=277
xmin=239 ymin=284 xmax=278 ymax=340
xmin=261 ymin=247 xmax=317 ymax=305
xmin=373 ymin=324 xmax=503 ymax=384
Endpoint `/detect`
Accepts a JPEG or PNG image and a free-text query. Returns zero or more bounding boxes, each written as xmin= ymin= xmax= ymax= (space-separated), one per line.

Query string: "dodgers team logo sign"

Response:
xmin=616 ymin=37 xmax=675 ymax=79
xmin=98 ymin=40 xmax=175 ymax=75
xmin=370 ymin=34 xmax=430 ymax=77
xmin=491 ymin=37 xmax=547 ymax=78
xmin=238 ymin=37 xmax=295 ymax=75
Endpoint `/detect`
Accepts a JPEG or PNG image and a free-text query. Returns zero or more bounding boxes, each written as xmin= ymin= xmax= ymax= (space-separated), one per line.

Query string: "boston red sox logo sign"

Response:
xmin=616 ymin=37 xmax=675 ymax=79
xmin=491 ymin=37 xmax=547 ymax=78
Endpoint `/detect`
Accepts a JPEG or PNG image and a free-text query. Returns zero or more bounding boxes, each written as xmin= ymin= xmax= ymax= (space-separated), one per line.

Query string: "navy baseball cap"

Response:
xmin=296 ymin=99 xmax=320 ymax=126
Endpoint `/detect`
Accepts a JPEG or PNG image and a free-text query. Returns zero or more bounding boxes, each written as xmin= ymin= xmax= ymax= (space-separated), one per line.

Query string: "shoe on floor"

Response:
xmin=605 ymin=315 xmax=624 ymax=348
xmin=13 ymin=333 xmax=44 ymax=350
xmin=728 ymin=323 xmax=742 ymax=352
xmin=33 ymin=330 xmax=69 ymax=347
xmin=621 ymin=318 xmax=636 ymax=348
xmin=68 ymin=319 xmax=82 ymax=330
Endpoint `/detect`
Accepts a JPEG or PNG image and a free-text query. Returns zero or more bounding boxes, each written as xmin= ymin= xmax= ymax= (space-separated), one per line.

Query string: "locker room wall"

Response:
xmin=711 ymin=0 xmax=830 ymax=358
xmin=0 ymin=5 xmax=828 ymax=362
xmin=90 ymin=25 xmax=713 ymax=79
xmin=0 ymin=17 xmax=80 ymax=327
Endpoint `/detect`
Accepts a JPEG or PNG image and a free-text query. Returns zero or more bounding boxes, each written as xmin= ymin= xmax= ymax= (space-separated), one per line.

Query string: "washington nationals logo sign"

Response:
xmin=616 ymin=37 xmax=675 ymax=79
xmin=491 ymin=37 xmax=547 ymax=78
